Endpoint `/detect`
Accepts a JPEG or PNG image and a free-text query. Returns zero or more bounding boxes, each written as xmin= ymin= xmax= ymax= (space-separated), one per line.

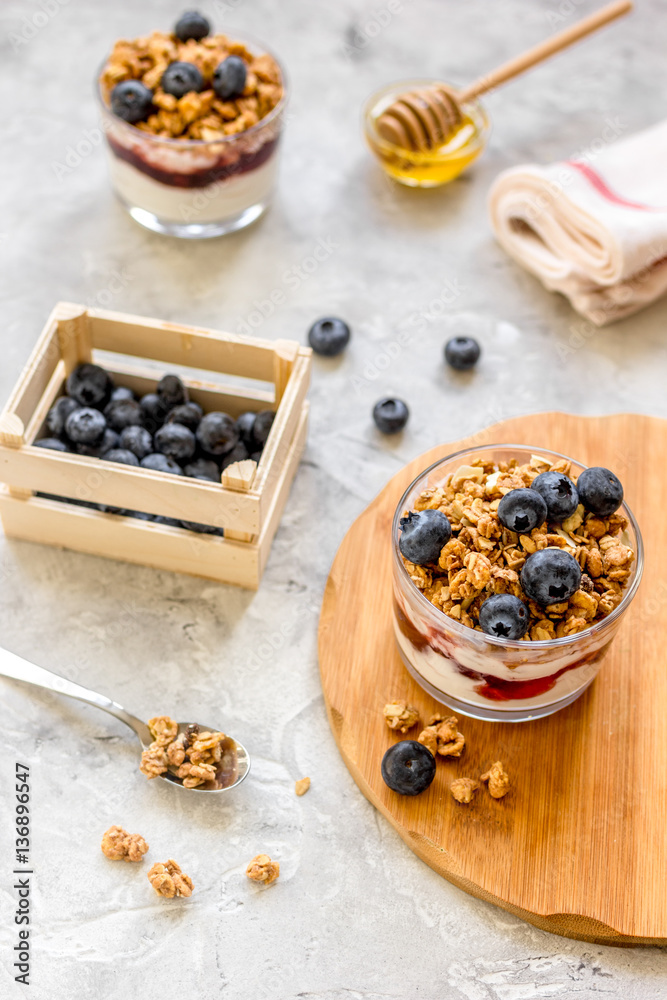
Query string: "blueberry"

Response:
xmin=140 ymin=393 xmax=168 ymax=432
xmin=141 ymin=453 xmax=183 ymax=475
xmin=103 ymin=448 xmax=140 ymax=467
xmin=196 ymin=412 xmax=239 ymax=456
xmin=46 ymin=397 xmax=80 ymax=437
xmin=75 ymin=427 xmax=119 ymax=457
xmin=110 ymin=386 xmax=136 ymax=403
xmin=221 ymin=442 xmax=250 ymax=469
xmin=161 ymin=61 xmax=203 ymax=98
xmin=381 ymin=740 xmax=436 ymax=796
xmin=577 ymin=466 xmax=624 ymax=517
xmin=184 ymin=458 xmax=219 ymax=481
xmin=127 ymin=510 xmax=154 ymax=521
xmin=531 ymin=470 xmax=579 ymax=521
xmin=154 ymin=423 xmax=196 ymax=462
xmin=497 ymin=488 xmax=547 ymax=534
xmin=399 ymin=509 xmax=452 ymax=565
xmin=66 ymin=363 xmax=113 ymax=409
xmin=213 ymin=56 xmax=248 ymax=100
xmin=174 ymin=10 xmax=211 ymax=41
xmin=521 ymin=549 xmax=582 ymax=606
xmin=104 ymin=397 xmax=143 ymax=432
xmin=444 ymin=336 xmax=481 ymax=371
xmin=308 ymin=317 xmax=351 ymax=357
xmin=119 ymin=425 xmax=153 ymax=460
xmin=373 ymin=397 xmax=409 ymax=434
xmin=236 ymin=411 xmax=257 ymax=449
xmin=250 ymin=451 xmax=262 ymax=462
xmin=152 ymin=515 xmax=183 ymax=527
xmin=251 ymin=411 xmax=274 ymax=448
xmin=65 ymin=407 xmax=106 ymax=445
xmin=110 ymin=80 xmax=154 ymax=124
xmin=165 ymin=401 xmax=203 ymax=432
xmin=157 ymin=374 xmax=188 ymax=409
xmin=180 ymin=520 xmax=224 ymax=535
xmin=479 ymin=594 xmax=529 ymax=640
xmin=34 ymin=437 xmax=69 ymax=452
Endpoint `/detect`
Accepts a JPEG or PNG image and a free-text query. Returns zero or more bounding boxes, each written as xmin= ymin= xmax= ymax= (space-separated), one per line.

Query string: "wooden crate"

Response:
xmin=0 ymin=303 xmax=311 ymax=589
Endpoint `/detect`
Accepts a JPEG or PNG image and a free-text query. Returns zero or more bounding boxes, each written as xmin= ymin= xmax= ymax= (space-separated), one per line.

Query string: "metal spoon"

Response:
xmin=0 ymin=646 xmax=250 ymax=793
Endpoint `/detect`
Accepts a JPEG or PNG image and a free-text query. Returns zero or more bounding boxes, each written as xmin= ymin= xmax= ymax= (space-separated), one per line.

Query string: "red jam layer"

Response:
xmin=394 ymin=600 xmax=609 ymax=702
xmin=107 ymin=134 xmax=279 ymax=189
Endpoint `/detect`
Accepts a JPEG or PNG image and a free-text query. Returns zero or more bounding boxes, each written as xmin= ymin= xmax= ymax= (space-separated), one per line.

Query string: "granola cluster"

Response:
xmin=402 ymin=454 xmax=635 ymax=639
xmin=100 ymin=32 xmax=283 ymax=140
xmin=147 ymin=859 xmax=194 ymax=898
xmin=101 ymin=825 xmax=149 ymax=863
xmin=417 ymin=713 xmax=465 ymax=757
xmin=140 ymin=716 xmax=228 ymax=788
xmin=246 ymin=854 xmax=280 ymax=886
xmin=383 ymin=700 xmax=420 ymax=733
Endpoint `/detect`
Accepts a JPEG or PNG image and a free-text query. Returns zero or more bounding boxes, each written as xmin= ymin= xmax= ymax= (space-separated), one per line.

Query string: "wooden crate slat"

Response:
xmin=2 ymin=309 xmax=62 ymax=427
xmin=88 ymin=308 xmax=294 ymax=383
xmin=0 ymin=445 xmax=261 ymax=532
xmin=0 ymin=490 xmax=261 ymax=589
xmin=56 ymin=304 xmax=92 ymax=375
xmin=258 ymin=402 xmax=309 ymax=576
xmin=24 ymin=361 xmax=67 ymax=445
xmin=254 ymin=353 xmax=311 ymax=505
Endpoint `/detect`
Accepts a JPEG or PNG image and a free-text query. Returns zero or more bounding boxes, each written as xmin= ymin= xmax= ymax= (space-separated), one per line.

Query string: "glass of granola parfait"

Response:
xmin=393 ymin=445 xmax=643 ymax=722
xmin=96 ymin=12 xmax=287 ymax=238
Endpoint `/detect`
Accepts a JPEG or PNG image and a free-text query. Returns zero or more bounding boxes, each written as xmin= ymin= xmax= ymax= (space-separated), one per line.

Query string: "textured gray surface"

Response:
xmin=1 ymin=1 xmax=667 ymax=997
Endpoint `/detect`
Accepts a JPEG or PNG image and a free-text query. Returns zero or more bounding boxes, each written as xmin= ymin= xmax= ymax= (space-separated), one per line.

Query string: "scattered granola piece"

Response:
xmin=246 ymin=854 xmax=280 ymax=886
xmin=295 ymin=777 xmax=311 ymax=796
xmin=383 ymin=700 xmax=420 ymax=733
xmin=148 ymin=715 xmax=179 ymax=746
xmin=418 ymin=713 xmax=465 ymax=758
xmin=450 ymin=777 xmax=479 ymax=804
xmin=147 ymin=859 xmax=194 ymax=898
xmin=101 ymin=825 xmax=149 ymax=862
xmin=480 ymin=761 xmax=510 ymax=799
xmin=140 ymin=744 xmax=169 ymax=779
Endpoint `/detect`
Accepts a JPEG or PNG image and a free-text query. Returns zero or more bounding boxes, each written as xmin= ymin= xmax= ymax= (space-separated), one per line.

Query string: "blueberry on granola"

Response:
xmin=577 ymin=466 xmax=623 ymax=518
xmin=531 ymin=470 xmax=579 ymax=521
xmin=399 ymin=509 xmax=452 ymax=565
xmin=110 ymin=80 xmax=154 ymax=124
xmin=65 ymin=407 xmax=106 ymax=445
xmin=497 ymin=488 xmax=547 ymax=534
xmin=444 ymin=336 xmax=481 ymax=371
xmin=175 ymin=10 xmax=211 ymax=42
xmin=46 ymin=397 xmax=80 ymax=437
xmin=308 ymin=317 xmax=351 ymax=357
xmin=479 ymin=594 xmax=529 ymax=640
xmin=381 ymin=740 xmax=436 ymax=796
xmin=154 ymin=423 xmax=196 ymax=463
xmin=66 ymin=363 xmax=113 ymax=409
xmin=373 ymin=397 xmax=409 ymax=434
xmin=213 ymin=56 xmax=247 ymax=100
xmin=196 ymin=412 xmax=239 ymax=456
xmin=521 ymin=549 xmax=582 ymax=606
xmin=161 ymin=61 xmax=204 ymax=98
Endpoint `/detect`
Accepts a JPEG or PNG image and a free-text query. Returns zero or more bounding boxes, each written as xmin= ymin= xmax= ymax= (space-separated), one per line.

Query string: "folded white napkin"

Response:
xmin=488 ymin=119 xmax=667 ymax=325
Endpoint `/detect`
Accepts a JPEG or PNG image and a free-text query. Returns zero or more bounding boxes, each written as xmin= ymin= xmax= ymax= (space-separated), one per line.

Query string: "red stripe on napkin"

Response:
xmin=565 ymin=160 xmax=666 ymax=212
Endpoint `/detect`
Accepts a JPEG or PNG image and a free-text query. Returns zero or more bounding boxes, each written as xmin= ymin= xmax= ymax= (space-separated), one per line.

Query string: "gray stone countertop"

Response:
xmin=1 ymin=1 xmax=666 ymax=997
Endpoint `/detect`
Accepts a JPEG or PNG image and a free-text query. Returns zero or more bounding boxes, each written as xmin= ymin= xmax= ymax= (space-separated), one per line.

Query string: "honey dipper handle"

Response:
xmin=458 ymin=0 xmax=633 ymax=103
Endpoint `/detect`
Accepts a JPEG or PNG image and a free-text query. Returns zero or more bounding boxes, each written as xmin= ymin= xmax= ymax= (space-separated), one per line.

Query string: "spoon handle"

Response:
xmin=0 ymin=646 xmax=151 ymax=746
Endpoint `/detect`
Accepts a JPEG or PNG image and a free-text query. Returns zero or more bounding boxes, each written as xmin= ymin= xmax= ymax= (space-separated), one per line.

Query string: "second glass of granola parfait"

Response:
xmin=97 ymin=24 xmax=287 ymax=238
xmin=393 ymin=445 xmax=643 ymax=722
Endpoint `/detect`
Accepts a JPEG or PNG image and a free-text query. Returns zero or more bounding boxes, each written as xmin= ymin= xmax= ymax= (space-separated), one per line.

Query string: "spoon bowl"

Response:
xmin=0 ymin=646 xmax=250 ymax=794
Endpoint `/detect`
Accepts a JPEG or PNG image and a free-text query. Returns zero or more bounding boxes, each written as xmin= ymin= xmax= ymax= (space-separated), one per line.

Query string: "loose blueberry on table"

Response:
xmin=307 ymin=317 xmax=351 ymax=357
xmin=444 ymin=336 xmax=481 ymax=371
xmin=33 ymin=363 xmax=272 ymax=537
xmin=381 ymin=740 xmax=436 ymax=795
xmin=373 ymin=397 xmax=409 ymax=434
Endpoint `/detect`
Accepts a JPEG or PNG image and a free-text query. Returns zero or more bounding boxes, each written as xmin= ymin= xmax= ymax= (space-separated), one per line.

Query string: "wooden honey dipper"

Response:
xmin=376 ymin=0 xmax=633 ymax=152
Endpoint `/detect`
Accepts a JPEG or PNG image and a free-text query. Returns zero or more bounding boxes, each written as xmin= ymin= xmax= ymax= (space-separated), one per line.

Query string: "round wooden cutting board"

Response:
xmin=319 ymin=413 xmax=667 ymax=946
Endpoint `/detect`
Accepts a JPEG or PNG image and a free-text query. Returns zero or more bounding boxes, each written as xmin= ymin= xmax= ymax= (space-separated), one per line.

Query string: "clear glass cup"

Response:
xmin=363 ymin=79 xmax=490 ymax=188
xmin=95 ymin=40 xmax=287 ymax=239
xmin=392 ymin=444 xmax=644 ymax=722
